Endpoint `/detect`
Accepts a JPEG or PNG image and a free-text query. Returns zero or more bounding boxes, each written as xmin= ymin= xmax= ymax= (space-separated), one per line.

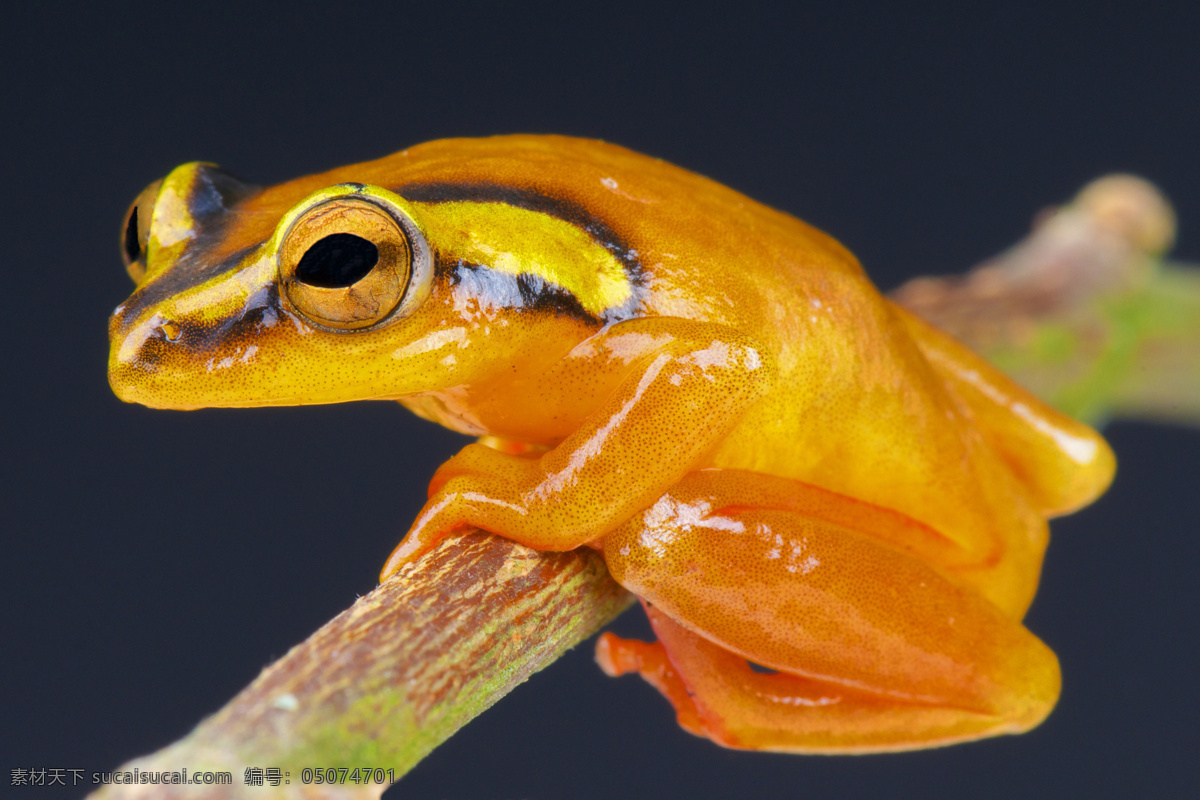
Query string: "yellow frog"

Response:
xmin=108 ymin=135 xmax=1113 ymax=753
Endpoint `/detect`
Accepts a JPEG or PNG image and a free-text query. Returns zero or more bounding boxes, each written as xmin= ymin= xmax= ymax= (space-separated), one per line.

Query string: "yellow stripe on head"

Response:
xmin=416 ymin=201 xmax=633 ymax=317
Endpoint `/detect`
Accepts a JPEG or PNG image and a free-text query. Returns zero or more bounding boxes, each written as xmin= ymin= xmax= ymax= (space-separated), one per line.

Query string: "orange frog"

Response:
xmin=109 ymin=135 xmax=1113 ymax=753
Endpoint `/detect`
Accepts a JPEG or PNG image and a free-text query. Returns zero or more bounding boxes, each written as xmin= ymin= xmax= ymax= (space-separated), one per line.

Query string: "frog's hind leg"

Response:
xmin=598 ymin=469 xmax=1061 ymax=752
xmin=598 ymin=606 xmax=1042 ymax=753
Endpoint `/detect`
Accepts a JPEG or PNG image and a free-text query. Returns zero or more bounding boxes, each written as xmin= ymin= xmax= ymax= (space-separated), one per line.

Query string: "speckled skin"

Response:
xmin=108 ymin=135 xmax=1114 ymax=753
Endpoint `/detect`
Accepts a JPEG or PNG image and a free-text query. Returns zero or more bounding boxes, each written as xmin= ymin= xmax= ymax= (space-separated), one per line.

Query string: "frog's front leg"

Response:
xmin=380 ymin=319 xmax=775 ymax=579
xmin=598 ymin=470 xmax=1060 ymax=752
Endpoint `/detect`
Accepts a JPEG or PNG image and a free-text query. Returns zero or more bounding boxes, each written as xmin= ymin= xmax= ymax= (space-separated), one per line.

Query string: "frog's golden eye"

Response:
xmin=120 ymin=179 xmax=163 ymax=283
xmin=278 ymin=195 xmax=428 ymax=331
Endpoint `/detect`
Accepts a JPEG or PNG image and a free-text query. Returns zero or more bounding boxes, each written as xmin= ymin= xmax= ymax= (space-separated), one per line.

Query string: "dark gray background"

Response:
xmin=4 ymin=2 xmax=1198 ymax=798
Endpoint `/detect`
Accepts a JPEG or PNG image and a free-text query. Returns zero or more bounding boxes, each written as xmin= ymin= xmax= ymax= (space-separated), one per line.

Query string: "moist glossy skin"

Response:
xmin=108 ymin=135 xmax=1115 ymax=753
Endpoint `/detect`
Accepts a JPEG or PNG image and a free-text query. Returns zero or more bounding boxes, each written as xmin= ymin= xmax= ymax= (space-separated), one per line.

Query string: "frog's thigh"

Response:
xmin=892 ymin=303 xmax=1114 ymax=516
xmin=601 ymin=472 xmax=1060 ymax=750
xmin=599 ymin=606 xmax=1041 ymax=753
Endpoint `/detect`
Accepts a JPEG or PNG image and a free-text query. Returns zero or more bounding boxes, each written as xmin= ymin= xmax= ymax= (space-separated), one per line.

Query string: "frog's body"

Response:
xmin=109 ymin=135 xmax=1113 ymax=753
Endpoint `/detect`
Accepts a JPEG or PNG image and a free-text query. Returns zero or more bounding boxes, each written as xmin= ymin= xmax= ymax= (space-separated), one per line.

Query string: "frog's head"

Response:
xmin=108 ymin=159 xmax=622 ymax=410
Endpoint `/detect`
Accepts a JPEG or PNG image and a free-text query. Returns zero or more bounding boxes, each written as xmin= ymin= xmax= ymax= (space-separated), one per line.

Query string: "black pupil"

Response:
xmin=123 ymin=207 xmax=141 ymax=262
xmin=295 ymin=233 xmax=379 ymax=288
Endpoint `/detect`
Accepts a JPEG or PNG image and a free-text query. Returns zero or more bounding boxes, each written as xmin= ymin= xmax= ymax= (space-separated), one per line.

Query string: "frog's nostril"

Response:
xmin=160 ymin=320 xmax=182 ymax=342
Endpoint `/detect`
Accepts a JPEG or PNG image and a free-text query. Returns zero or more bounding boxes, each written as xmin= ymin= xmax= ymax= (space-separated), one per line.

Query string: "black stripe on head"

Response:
xmin=447 ymin=260 xmax=595 ymax=323
xmin=189 ymin=166 xmax=260 ymax=223
xmin=113 ymin=242 xmax=262 ymax=336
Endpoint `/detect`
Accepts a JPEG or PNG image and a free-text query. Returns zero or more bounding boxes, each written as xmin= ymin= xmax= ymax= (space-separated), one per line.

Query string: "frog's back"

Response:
xmin=399 ymin=137 xmax=1074 ymax=617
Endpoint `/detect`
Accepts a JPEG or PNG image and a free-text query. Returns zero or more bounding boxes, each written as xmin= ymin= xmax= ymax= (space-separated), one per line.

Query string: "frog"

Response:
xmin=108 ymin=134 xmax=1114 ymax=753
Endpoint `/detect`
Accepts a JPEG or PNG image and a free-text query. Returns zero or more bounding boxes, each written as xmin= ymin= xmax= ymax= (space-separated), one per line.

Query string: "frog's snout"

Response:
xmin=107 ymin=310 xmax=185 ymax=407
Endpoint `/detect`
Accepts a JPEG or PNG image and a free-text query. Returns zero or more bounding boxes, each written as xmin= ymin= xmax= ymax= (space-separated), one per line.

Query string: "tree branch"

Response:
xmin=891 ymin=174 xmax=1199 ymax=426
xmin=89 ymin=533 xmax=632 ymax=800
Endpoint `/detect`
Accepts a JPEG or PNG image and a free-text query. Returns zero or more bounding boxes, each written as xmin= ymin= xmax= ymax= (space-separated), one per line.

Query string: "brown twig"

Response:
xmin=88 ymin=533 xmax=632 ymax=799
xmin=892 ymin=174 xmax=1200 ymax=425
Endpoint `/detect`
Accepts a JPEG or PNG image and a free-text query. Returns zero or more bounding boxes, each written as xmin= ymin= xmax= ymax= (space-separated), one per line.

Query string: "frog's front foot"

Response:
xmin=379 ymin=443 xmax=579 ymax=580
xmin=378 ymin=488 xmax=479 ymax=579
